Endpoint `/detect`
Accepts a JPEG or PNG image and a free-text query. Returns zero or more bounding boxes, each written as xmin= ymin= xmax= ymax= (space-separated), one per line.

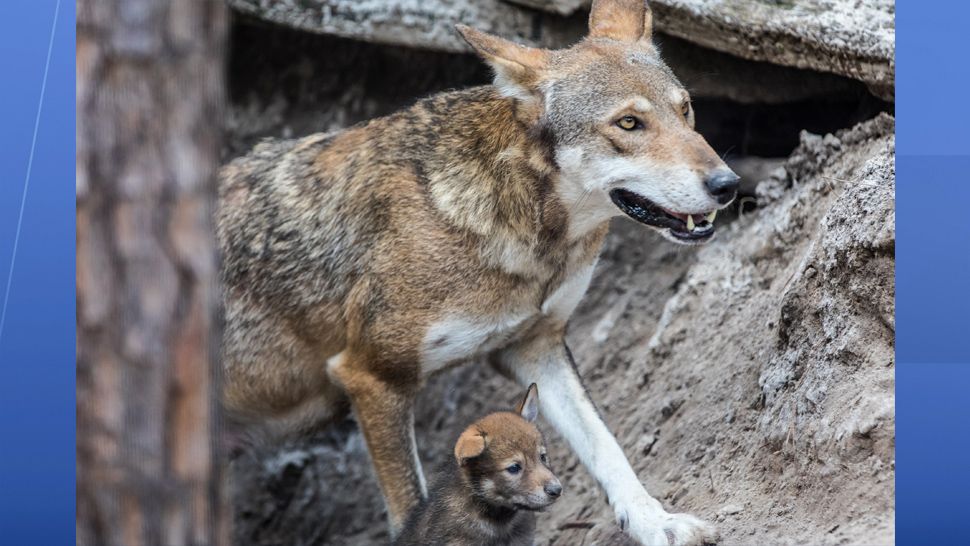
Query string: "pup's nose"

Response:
xmin=544 ymin=481 xmax=562 ymax=498
xmin=704 ymin=170 xmax=740 ymax=205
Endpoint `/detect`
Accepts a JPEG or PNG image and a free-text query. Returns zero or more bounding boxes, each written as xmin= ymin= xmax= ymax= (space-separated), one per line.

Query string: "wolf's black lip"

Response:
xmin=609 ymin=189 xmax=715 ymax=242
xmin=669 ymin=227 xmax=715 ymax=241
xmin=610 ymin=188 xmax=678 ymax=229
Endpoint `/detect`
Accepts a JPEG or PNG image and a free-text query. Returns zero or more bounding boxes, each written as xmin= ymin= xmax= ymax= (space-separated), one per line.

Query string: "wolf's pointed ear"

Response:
xmin=456 ymin=24 xmax=548 ymax=101
xmin=516 ymin=383 xmax=540 ymax=423
xmin=455 ymin=427 xmax=488 ymax=466
xmin=588 ymin=0 xmax=653 ymax=43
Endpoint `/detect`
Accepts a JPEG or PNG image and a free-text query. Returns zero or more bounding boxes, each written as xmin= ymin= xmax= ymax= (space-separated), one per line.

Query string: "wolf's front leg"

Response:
xmin=495 ymin=335 xmax=718 ymax=546
xmin=328 ymin=351 xmax=427 ymax=535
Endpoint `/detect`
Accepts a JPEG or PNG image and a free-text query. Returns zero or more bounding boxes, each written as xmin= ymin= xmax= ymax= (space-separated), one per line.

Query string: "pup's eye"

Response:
xmin=681 ymin=101 xmax=691 ymax=119
xmin=616 ymin=115 xmax=641 ymax=131
xmin=506 ymin=463 xmax=522 ymax=474
xmin=540 ymin=453 xmax=548 ymax=464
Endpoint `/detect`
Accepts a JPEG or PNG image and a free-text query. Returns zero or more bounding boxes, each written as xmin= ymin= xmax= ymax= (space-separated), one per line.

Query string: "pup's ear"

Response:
xmin=456 ymin=24 xmax=548 ymax=101
xmin=455 ymin=426 xmax=487 ymax=466
xmin=516 ymin=383 xmax=539 ymax=423
xmin=588 ymin=0 xmax=653 ymax=43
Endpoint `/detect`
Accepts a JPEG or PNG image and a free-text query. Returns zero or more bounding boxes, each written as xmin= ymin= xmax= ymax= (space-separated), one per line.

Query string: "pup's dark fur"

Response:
xmin=394 ymin=385 xmax=560 ymax=546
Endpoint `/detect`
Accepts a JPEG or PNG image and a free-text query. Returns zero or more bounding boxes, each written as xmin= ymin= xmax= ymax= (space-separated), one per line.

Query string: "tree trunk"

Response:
xmin=76 ymin=1 xmax=228 ymax=545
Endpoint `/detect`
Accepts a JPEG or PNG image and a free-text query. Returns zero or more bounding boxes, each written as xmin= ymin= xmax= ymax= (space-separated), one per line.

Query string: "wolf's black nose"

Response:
xmin=544 ymin=482 xmax=562 ymax=497
xmin=704 ymin=170 xmax=740 ymax=204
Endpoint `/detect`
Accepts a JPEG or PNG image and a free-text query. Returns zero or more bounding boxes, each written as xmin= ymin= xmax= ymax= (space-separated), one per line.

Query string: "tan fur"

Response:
xmin=219 ymin=1 xmax=728 ymax=543
xmin=589 ymin=0 xmax=654 ymax=42
xmin=455 ymin=426 xmax=488 ymax=464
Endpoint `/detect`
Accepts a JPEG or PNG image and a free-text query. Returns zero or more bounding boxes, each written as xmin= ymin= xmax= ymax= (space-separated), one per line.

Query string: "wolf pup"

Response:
xmin=218 ymin=0 xmax=734 ymax=543
xmin=394 ymin=384 xmax=561 ymax=546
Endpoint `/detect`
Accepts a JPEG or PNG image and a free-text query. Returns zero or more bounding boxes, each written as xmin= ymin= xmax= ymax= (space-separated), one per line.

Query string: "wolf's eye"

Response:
xmin=540 ymin=453 xmax=548 ymax=464
xmin=506 ymin=463 xmax=522 ymax=474
xmin=616 ymin=115 xmax=641 ymax=131
xmin=681 ymin=101 xmax=691 ymax=119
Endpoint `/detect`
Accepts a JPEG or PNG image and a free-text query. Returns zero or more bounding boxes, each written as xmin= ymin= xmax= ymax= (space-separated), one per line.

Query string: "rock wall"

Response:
xmin=655 ymin=0 xmax=894 ymax=100
xmin=228 ymin=0 xmax=894 ymax=100
xmin=223 ymin=20 xmax=888 ymax=161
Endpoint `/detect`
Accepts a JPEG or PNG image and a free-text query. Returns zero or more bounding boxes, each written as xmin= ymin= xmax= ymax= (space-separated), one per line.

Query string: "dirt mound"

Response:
xmin=548 ymin=113 xmax=895 ymax=546
xmin=230 ymin=115 xmax=895 ymax=546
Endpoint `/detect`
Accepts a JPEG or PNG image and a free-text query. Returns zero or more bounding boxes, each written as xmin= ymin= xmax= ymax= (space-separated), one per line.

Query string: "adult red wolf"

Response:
xmin=218 ymin=1 xmax=736 ymax=543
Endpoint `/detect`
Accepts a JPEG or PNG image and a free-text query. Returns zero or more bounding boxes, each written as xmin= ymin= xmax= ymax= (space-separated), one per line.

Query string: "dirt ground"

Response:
xmin=229 ymin=111 xmax=895 ymax=545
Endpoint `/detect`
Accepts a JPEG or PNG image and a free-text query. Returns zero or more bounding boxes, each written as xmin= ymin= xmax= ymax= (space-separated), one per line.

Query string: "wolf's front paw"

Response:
xmin=614 ymin=499 xmax=718 ymax=546
xmin=655 ymin=512 xmax=718 ymax=546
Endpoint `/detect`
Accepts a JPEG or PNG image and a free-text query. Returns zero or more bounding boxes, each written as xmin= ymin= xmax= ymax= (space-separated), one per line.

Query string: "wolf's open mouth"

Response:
xmin=609 ymin=188 xmax=717 ymax=242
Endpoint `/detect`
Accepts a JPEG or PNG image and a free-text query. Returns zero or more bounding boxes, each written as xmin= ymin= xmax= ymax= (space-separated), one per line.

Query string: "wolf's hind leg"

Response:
xmin=327 ymin=350 xmax=426 ymax=534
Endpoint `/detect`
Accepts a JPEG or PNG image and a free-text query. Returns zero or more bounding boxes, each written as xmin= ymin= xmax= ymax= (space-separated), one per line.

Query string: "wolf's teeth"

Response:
xmin=707 ymin=211 xmax=717 ymax=223
xmin=686 ymin=215 xmax=695 ymax=231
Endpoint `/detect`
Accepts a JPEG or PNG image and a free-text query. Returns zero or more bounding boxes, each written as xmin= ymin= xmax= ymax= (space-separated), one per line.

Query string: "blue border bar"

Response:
xmin=897 ymin=1 xmax=970 ymax=544
xmin=0 ymin=1 xmax=74 ymax=545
